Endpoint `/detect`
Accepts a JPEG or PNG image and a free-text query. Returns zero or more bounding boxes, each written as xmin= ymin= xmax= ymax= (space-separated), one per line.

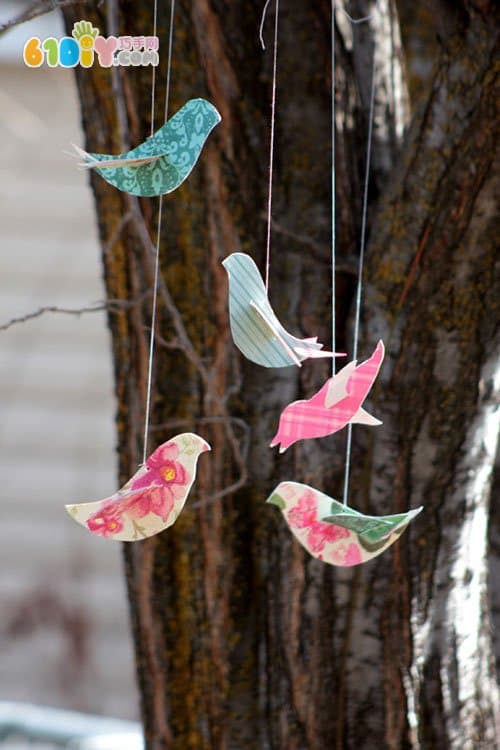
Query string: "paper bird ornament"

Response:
xmin=73 ymin=98 xmax=221 ymax=197
xmin=267 ymin=481 xmax=422 ymax=566
xmin=222 ymin=252 xmax=345 ymax=368
xmin=271 ymin=340 xmax=384 ymax=451
xmin=66 ymin=433 xmax=210 ymax=541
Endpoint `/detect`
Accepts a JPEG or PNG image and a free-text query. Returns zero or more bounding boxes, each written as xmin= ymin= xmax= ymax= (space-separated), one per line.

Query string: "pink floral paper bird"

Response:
xmin=65 ymin=433 xmax=210 ymax=541
xmin=270 ymin=340 xmax=384 ymax=452
xmin=267 ymin=481 xmax=422 ymax=567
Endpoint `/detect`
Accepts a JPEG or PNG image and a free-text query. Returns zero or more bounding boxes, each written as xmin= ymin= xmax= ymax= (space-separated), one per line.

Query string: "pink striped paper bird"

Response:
xmin=270 ymin=340 xmax=384 ymax=452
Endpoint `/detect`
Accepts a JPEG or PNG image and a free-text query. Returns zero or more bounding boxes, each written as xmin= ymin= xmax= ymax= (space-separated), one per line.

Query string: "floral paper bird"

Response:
xmin=66 ymin=434 xmax=210 ymax=541
xmin=267 ymin=481 xmax=422 ymax=566
xmin=270 ymin=340 xmax=384 ymax=451
xmin=222 ymin=252 xmax=345 ymax=368
xmin=73 ymin=98 xmax=221 ymax=196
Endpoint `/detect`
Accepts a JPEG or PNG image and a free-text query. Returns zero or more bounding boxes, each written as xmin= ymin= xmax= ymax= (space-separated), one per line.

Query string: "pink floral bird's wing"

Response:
xmin=267 ymin=481 xmax=422 ymax=566
xmin=65 ymin=433 xmax=210 ymax=542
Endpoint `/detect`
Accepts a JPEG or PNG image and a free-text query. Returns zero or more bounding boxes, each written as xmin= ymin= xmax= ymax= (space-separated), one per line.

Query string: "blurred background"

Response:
xmin=0 ymin=2 xmax=139 ymax=744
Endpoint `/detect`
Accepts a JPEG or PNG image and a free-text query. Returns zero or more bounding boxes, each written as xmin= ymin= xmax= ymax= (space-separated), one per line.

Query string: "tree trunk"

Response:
xmin=64 ymin=0 xmax=499 ymax=747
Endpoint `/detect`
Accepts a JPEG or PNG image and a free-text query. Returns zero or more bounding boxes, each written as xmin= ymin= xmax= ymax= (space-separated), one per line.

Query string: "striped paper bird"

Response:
xmin=270 ymin=340 xmax=384 ymax=452
xmin=222 ymin=252 xmax=345 ymax=368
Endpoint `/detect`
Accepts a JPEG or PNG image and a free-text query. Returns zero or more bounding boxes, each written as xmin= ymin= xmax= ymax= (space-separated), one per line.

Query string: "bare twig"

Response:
xmin=190 ymin=473 xmax=249 ymax=509
xmin=155 ymin=334 xmax=181 ymax=350
xmin=0 ymin=0 xmax=87 ymax=35
xmin=103 ymin=210 xmax=133 ymax=257
xmin=0 ymin=304 xmax=107 ymax=331
xmin=0 ymin=294 xmax=149 ymax=332
xmin=265 ymin=214 xmax=359 ymax=273
xmin=148 ymin=416 xmax=250 ymax=509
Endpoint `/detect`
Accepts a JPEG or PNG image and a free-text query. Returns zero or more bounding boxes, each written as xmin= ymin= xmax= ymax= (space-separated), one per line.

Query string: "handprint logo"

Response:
xmin=72 ymin=20 xmax=99 ymax=68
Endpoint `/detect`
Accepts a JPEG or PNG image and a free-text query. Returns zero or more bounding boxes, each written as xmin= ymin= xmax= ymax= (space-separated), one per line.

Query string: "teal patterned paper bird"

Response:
xmin=222 ymin=252 xmax=345 ymax=368
xmin=73 ymin=98 xmax=221 ymax=197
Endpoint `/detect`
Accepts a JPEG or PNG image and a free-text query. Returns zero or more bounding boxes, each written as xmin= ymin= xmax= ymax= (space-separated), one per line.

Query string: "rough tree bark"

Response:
xmin=63 ymin=0 xmax=499 ymax=748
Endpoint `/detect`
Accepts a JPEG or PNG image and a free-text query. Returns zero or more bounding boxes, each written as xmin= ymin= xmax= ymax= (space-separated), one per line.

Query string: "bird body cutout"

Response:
xmin=66 ymin=434 xmax=210 ymax=541
xmin=222 ymin=252 xmax=345 ymax=368
xmin=270 ymin=340 xmax=384 ymax=451
xmin=74 ymin=98 xmax=221 ymax=196
xmin=267 ymin=481 xmax=422 ymax=566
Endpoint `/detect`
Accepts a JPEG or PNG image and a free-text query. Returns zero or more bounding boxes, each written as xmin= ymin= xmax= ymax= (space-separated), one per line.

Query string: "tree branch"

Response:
xmin=148 ymin=415 xmax=251 ymax=508
xmin=0 ymin=294 xmax=149 ymax=332
xmin=266 ymin=214 xmax=359 ymax=272
xmin=0 ymin=0 xmax=89 ymax=35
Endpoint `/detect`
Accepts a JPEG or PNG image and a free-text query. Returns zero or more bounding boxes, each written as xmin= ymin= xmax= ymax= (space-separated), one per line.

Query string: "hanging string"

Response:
xmin=332 ymin=2 xmax=380 ymax=378
xmin=149 ymin=0 xmax=159 ymax=138
xmin=331 ymin=0 xmax=336 ymax=373
xmin=342 ymin=46 xmax=377 ymax=506
xmin=143 ymin=0 xmax=176 ymax=464
xmin=260 ymin=0 xmax=280 ymax=292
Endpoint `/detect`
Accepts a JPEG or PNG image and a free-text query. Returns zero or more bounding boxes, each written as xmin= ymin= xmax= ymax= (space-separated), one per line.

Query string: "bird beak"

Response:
xmin=266 ymin=490 xmax=285 ymax=508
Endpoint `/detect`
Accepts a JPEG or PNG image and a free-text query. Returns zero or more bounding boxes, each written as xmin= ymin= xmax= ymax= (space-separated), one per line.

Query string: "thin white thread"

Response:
xmin=163 ymin=0 xmax=176 ymax=122
xmin=331 ymin=0 xmax=336 ymax=373
xmin=333 ymin=3 xmax=378 ymax=376
xmin=149 ymin=0 xmax=158 ymax=137
xmin=143 ymin=0 xmax=176 ymax=464
xmin=262 ymin=0 xmax=279 ymax=292
xmin=342 ymin=48 xmax=377 ymax=506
